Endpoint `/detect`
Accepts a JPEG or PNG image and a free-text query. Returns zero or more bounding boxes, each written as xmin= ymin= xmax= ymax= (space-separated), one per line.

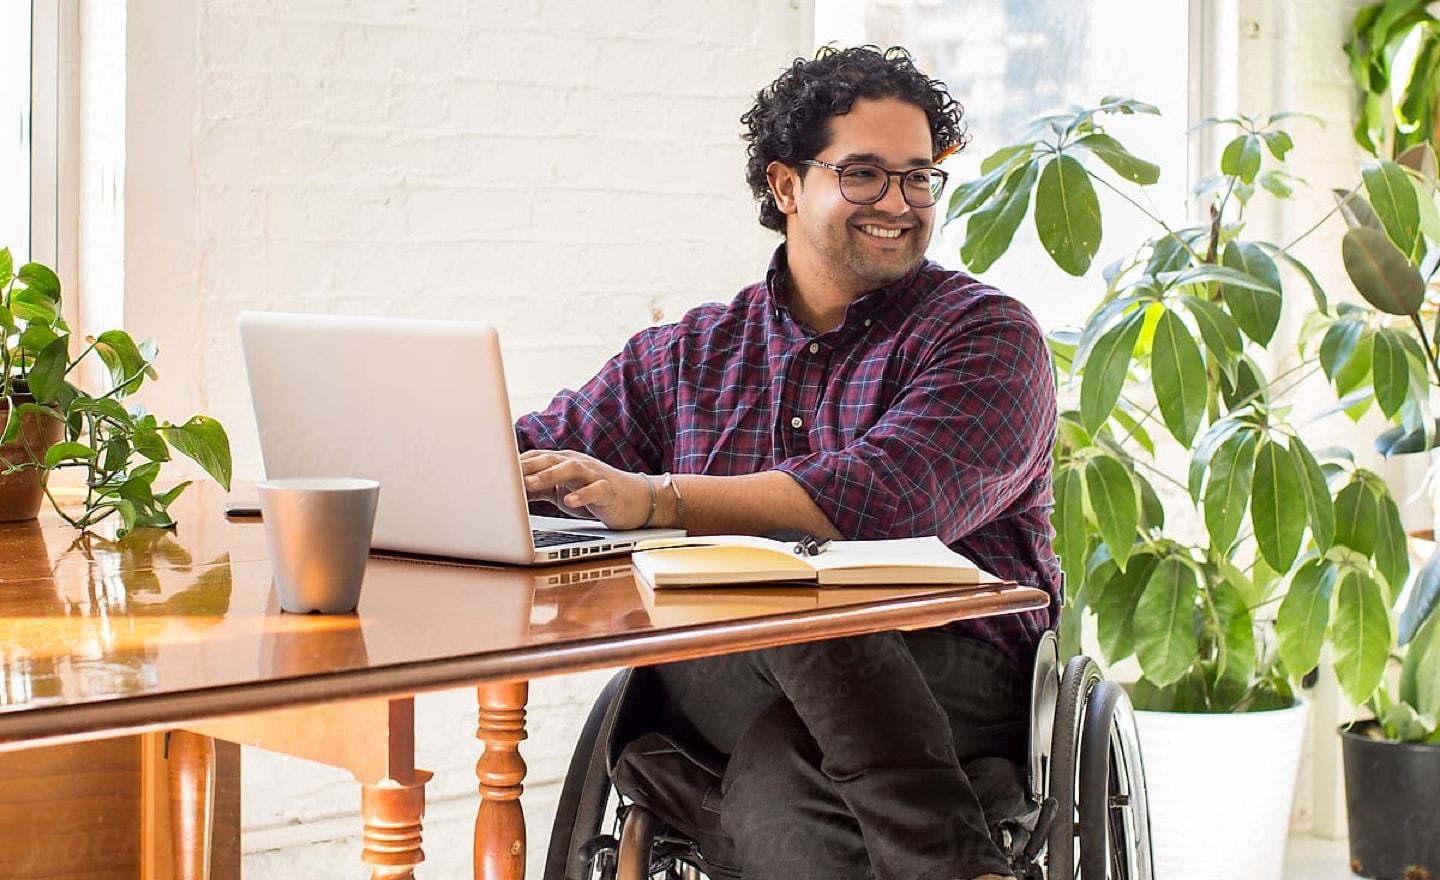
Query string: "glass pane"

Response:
xmin=815 ymin=0 xmax=1191 ymax=331
xmin=0 ymin=2 xmax=31 ymax=263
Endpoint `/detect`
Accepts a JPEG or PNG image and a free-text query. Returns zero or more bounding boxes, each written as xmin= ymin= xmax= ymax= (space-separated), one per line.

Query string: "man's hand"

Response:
xmin=520 ymin=449 xmax=654 ymax=529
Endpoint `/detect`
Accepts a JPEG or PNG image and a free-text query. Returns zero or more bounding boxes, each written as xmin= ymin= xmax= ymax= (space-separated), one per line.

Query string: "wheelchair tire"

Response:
xmin=1045 ymin=655 xmax=1101 ymax=880
xmin=1077 ymin=680 xmax=1153 ymax=880
xmin=543 ymin=671 xmax=631 ymax=880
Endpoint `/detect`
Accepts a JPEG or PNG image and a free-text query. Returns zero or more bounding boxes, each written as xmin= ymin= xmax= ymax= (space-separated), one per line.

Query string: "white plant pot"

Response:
xmin=1134 ymin=700 xmax=1308 ymax=880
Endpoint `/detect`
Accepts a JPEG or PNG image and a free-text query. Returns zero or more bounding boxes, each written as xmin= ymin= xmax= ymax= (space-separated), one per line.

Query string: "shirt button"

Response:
xmin=864 ymin=318 xmax=873 ymax=328
xmin=790 ymin=416 xmax=804 ymax=430
xmin=808 ymin=342 xmax=820 ymax=354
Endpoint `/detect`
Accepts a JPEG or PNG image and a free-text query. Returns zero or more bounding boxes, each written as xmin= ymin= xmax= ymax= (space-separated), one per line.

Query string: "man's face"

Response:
xmin=789 ymin=98 xmax=936 ymax=292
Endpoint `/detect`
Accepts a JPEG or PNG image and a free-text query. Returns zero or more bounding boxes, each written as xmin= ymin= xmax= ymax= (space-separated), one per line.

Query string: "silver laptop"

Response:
xmin=238 ymin=311 xmax=686 ymax=565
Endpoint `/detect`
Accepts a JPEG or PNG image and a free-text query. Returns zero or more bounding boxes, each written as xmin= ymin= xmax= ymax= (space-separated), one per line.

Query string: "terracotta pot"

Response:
xmin=0 ymin=396 xmax=65 ymax=522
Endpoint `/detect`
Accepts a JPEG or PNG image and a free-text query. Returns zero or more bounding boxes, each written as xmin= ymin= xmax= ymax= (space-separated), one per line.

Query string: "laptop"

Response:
xmin=238 ymin=311 xmax=686 ymax=565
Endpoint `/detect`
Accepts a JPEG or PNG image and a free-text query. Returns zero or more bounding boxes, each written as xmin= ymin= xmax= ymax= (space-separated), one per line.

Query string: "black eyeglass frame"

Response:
xmin=797 ymin=159 xmax=950 ymax=208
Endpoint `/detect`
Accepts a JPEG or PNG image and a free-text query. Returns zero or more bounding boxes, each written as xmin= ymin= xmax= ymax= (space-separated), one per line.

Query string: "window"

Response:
xmin=815 ymin=0 xmax=1193 ymax=330
xmin=1 ymin=2 xmax=33 ymax=262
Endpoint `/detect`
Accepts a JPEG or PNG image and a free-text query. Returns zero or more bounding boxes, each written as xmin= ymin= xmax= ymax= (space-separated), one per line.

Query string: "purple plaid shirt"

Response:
xmin=516 ymin=245 xmax=1060 ymax=661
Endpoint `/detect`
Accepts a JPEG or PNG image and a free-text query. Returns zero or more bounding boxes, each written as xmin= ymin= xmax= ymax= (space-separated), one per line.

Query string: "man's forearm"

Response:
xmin=660 ymin=471 xmax=843 ymax=539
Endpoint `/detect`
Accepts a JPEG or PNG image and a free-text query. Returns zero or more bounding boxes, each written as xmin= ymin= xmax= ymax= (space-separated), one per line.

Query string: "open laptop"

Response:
xmin=238 ymin=312 xmax=686 ymax=565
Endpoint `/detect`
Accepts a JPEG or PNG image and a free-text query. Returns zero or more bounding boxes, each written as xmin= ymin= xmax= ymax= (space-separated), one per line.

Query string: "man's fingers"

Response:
xmin=524 ymin=458 xmax=599 ymax=494
xmin=562 ymin=478 xmax=612 ymax=510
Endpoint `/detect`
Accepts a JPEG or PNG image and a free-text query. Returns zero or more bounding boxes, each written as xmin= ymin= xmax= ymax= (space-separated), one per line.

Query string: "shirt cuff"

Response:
xmin=774 ymin=451 xmax=905 ymax=540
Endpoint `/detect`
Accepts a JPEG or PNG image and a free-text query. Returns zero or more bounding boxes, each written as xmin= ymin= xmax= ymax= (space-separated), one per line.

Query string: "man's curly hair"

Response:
xmin=741 ymin=45 xmax=968 ymax=233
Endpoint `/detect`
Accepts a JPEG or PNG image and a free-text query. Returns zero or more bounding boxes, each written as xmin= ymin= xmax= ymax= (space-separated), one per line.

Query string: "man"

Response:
xmin=517 ymin=46 xmax=1058 ymax=880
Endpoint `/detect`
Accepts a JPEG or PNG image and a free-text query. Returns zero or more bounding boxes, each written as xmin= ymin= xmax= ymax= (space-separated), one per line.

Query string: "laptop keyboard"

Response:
xmin=532 ymin=529 xmax=602 ymax=548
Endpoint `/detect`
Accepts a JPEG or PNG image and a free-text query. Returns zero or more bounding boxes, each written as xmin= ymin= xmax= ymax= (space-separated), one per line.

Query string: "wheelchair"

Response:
xmin=543 ymin=630 xmax=1153 ymax=880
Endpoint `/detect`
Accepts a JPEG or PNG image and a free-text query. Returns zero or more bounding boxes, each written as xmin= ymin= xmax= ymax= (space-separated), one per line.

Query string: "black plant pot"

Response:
xmin=1341 ymin=721 xmax=1440 ymax=880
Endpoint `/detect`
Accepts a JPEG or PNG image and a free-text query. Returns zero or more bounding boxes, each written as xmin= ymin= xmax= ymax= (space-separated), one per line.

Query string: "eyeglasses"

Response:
xmin=798 ymin=159 xmax=949 ymax=208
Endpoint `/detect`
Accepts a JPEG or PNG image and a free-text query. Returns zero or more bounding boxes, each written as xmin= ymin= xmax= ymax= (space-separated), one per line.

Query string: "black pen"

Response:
xmin=793 ymin=535 xmax=833 ymax=557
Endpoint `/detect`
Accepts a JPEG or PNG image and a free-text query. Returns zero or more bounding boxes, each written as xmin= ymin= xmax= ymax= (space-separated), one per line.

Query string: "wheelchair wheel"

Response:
xmin=1077 ymin=681 xmax=1153 ymax=880
xmin=544 ymin=672 xmax=630 ymax=880
xmin=1045 ymin=655 xmax=1101 ymax=880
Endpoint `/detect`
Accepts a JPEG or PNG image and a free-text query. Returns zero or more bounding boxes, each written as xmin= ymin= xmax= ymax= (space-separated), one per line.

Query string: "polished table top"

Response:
xmin=0 ymin=482 xmax=1049 ymax=749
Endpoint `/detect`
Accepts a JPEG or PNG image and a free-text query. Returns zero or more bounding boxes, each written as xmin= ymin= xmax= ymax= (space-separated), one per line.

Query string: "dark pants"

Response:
xmin=648 ymin=629 xmax=1029 ymax=880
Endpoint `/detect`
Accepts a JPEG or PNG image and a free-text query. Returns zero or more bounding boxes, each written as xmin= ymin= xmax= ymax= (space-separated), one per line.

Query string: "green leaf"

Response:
xmin=1074 ymin=132 xmax=1160 ymax=184
xmin=1334 ymin=333 xmax=1375 ymax=405
xmin=1135 ymin=556 xmax=1201 ymax=687
xmin=16 ymin=262 xmax=61 ymax=301
xmin=1167 ymin=263 xmax=1280 ymax=293
xmin=92 ymin=329 xmax=151 ymax=397
xmin=1204 ymin=430 xmax=1257 ymax=553
xmin=1372 ymin=327 xmax=1412 ymax=418
xmin=101 ymin=437 xmax=129 ymax=473
xmin=1333 ymin=571 xmax=1392 ymax=705
xmin=132 ymin=428 xmax=170 ymax=462
xmin=1334 ymin=479 xmax=1380 ymax=555
xmin=946 ymin=148 xmax=1031 ymax=221
xmin=1362 ymin=159 xmax=1423 ymax=258
xmin=28 ymin=336 xmax=71 ymax=404
xmin=1277 ymin=559 xmax=1337 ymax=676
xmin=0 ymin=248 xmax=12 ymax=288
xmin=1034 ymin=154 xmax=1102 ymax=276
xmin=960 ymin=161 xmax=1039 ymax=272
xmin=1150 ymin=308 xmax=1208 ymax=445
xmin=1079 ymin=310 xmax=1144 ymax=433
xmin=18 ymin=323 xmax=58 ymax=355
xmin=1262 ymin=130 xmax=1294 ymax=160
xmin=1084 ymin=455 xmax=1139 ymax=570
xmin=1251 ymin=438 xmax=1305 ymax=573
xmin=10 ymin=288 xmax=58 ymax=324
xmin=1213 ymin=577 xmax=1256 ymax=688
xmin=979 ymin=142 xmax=1035 ymax=175
xmin=43 ymin=441 xmax=95 ymax=469
xmin=1319 ymin=319 xmax=1368 ymax=381
xmin=1375 ymin=490 xmax=1410 ymax=603
xmin=1291 ymin=438 xmax=1335 ymax=552
xmin=1343 ymin=226 xmax=1425 ymax=315
xmin=1335 ymin=187 xmax=1386 ymax=231
xmin=1182 ymin=294 xmax=1243 ymax=359
xmin=1053 ymin=464 xmax=1087 ymax=590
xmin=154 ymin=479 xmax=193 ymax=510
xmin=1094 ymin=553 xmax=1158 ymax=662
xmin=69 ymin=396 xmax=134 ymax=427
xmin=1189 ymin=417 xmax=1244 ymax=501
xmin=1221 ymin=241 xmax=1284 ymax=345
xmin=1220 ymin=134 xmax=1263 ymax=183
xmin=1401 ymin=613 xmax=1440 ymax=719
xmin=1400 ymin=546 xmax=1440 ymax=645
xmin=159 ymin=415 xmax=233 ymax=490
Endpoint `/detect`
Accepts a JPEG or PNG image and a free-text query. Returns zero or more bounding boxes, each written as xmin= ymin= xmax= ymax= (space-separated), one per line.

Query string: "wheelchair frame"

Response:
xmin=543 ymin=631 xmax=1153 ymax=880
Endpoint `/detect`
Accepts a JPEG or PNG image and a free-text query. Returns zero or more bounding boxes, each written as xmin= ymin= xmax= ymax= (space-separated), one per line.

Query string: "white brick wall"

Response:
xmin=108 ymin=1 xmax=809 ymax=876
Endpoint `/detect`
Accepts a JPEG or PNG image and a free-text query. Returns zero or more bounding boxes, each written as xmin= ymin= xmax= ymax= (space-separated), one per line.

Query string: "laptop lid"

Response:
xmin=239 ymin=312 xmax=684 ymax=565
xmin=240 ymin=311 xmax=548 ymax=564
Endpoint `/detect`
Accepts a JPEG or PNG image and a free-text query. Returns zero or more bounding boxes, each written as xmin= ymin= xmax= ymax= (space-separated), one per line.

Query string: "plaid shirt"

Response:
xmin=516 ymin=246 xmax=1060 ymax=661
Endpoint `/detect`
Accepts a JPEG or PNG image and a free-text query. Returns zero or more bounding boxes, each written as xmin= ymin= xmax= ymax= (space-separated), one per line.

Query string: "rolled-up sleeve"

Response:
xmin=775 ymin=299 xmax=1056 ymax=542
xmin=514 ymin=325 xmax=677 ymax=474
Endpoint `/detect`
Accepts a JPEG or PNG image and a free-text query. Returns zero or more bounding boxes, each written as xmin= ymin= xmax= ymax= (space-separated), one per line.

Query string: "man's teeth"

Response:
xmin=859 ymin=225 xmax=904 ymax=239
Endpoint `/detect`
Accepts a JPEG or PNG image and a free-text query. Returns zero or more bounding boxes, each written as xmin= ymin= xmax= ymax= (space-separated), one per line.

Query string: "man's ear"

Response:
xmin=767 ymin=161 xmax=800 ymax=216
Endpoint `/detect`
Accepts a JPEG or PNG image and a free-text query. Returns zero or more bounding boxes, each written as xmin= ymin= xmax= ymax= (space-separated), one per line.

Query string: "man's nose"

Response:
xmin=875 ymin=174 xmax=911 ymax=213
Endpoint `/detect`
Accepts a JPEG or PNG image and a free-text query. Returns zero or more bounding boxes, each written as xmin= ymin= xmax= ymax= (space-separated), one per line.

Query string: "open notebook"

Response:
xmin=631 ymin=535 xmax=985 ymax=588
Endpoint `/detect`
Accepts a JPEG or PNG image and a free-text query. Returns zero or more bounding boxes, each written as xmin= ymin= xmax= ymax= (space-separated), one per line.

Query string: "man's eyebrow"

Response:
xmin=838 ymin=152 xmax=933 ymax=168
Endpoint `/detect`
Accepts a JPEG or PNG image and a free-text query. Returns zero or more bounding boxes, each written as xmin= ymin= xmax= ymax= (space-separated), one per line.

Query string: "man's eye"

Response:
xmin=905 ymin=171 xmax=939 ymax=188
xmin=843 ymin=168 xmax=880 ymax=181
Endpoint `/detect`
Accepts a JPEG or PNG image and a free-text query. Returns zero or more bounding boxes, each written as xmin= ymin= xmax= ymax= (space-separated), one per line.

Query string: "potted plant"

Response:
xmin=945 ymin=98 xmax=1406 ymax=880
xmin=1295 ymin=137 xmax=1440 ymax=879
xmin=0 ymin=248 xmax=232 ymax=533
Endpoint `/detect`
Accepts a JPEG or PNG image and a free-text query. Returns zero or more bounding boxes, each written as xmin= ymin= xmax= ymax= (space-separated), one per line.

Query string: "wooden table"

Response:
xmin=0 ymin=484 xmax=1049 ymax=880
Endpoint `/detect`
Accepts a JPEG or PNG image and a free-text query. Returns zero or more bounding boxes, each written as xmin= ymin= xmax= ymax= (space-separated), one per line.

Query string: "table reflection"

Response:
xmin=0 ymin=522 xmax=236 ymax=709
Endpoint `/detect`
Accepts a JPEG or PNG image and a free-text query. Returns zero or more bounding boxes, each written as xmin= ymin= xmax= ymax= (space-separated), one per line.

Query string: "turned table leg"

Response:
xmin=362 ymin=773 xmax=434 ymax=880
xmin=475 ymin=680 xmax=529 ymax=880
xmin=168 ymin=730 xmax=216 ymax=880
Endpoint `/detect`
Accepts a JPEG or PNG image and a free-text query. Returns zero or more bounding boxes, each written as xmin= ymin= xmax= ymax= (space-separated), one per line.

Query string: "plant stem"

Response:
xmin=1089 ymin=173 xmax=1178 ymax=237
xmin=1409 ymin=312 xmax=1440 ymax=387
